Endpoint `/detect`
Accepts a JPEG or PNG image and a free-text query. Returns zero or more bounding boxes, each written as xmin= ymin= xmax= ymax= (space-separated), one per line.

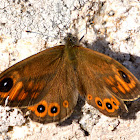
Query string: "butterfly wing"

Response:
xmin=0 ymin=45 xmax=79 ymax=123
xmin=75 ymin=46 xmax=140 ymax=117
xmin=22 ymin=55 xmax=78 ymax=123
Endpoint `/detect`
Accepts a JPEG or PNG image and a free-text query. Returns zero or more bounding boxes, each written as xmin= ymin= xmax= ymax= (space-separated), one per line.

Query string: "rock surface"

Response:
xmin=0 ymin=0 xmax=140 ymax=139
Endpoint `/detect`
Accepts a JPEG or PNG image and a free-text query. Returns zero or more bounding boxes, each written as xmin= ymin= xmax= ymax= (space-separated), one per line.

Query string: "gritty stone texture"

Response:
xmin=0 ymin=0 xmax=140 ymax=140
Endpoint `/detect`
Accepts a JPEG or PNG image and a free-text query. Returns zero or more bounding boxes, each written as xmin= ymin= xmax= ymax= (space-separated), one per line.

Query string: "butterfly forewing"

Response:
xmin=0 ymin=46 xmax=65 ymax=107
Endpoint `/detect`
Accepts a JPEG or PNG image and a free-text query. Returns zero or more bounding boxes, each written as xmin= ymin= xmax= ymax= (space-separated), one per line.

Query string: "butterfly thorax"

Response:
xmin=63 ymin=34 xmax=80 ymax=66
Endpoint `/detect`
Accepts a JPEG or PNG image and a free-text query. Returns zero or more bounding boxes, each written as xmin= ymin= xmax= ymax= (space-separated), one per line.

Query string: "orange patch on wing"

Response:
xmin=0 ymin=92 xmax=9 ymax=98
xmin=117 ymin=82 xmax=126 ymax=94
xmin=18 ymin=90 xmax=28 ymax=101
xmin=33 ymin=84 xmax=40 ymax=91
xmin=112 ymin=87 xmax=118 ymax=93
xmin=28 ymin=100 xmax=48 ymax=117
xmin=31 ymin=92 xmax=40 ymax=99
xmin=9 ymin=82 xmax=23 ymax=100
xmin=27 ymin=81 xmax=34 ymax=89
xmin=128 ymin=78 xmax=136 ymax=89
xmin=115 ymin=75 xmax=130 ymax=92
xmin=104 ymin=77 xmax=114 ymax=86
xmin=48 ymin=103 xmax=60 ymax=117
xmin=109 ymin=76 xmax=115 ymax=83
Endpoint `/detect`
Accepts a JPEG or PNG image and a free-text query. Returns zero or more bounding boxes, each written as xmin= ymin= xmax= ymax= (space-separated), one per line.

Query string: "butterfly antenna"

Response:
xmin=79 ymin=35 xmax=85 ymax=43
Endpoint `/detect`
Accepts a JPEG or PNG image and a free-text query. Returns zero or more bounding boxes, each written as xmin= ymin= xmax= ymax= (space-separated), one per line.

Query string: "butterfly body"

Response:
xmin=0 ymin=33 xmax=139 ymax=123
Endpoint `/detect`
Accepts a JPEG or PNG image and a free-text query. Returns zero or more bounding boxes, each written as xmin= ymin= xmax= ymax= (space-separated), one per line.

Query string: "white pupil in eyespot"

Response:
xmin=4 ymin=82 xmax=7 ymax=86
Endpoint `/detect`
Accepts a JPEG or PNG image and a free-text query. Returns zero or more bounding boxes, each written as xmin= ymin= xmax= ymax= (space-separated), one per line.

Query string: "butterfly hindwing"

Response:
xmin=23 ymin=57 xmax=78 ymax=123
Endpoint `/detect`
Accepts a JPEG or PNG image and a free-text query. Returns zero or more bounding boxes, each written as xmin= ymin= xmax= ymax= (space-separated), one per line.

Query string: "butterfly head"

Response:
xmin=64 ymin=33 xmax=80 ymax=48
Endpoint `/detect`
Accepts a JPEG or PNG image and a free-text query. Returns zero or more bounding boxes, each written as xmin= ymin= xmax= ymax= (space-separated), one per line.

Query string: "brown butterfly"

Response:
xmin=0 ymin=33 xmax=139 ymax=124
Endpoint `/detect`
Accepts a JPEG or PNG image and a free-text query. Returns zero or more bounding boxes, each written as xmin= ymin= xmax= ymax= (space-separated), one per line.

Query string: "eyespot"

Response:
xmin=28 ymin=100 xmax=48 ymax=117
xmin=118 ymin=70 xmax=130 ymax=83
xmin=0 ymin=78 xmax=13 ymax=92
xmin=110 ymin=96 xmax=120 ymax=110
xmin=87 ymin=94 xmax=93 ymax=100
xmin=95 ymin=97 xmax=105 ymax=110
xmin=103 ymin=98 xmax=115 ymax=113
xmin=63 ymin=100 xmax=69 ymax=108
xmin=37 ymin=105 xmax=45 ymax=113
xmin=48 ymin=103 xmax=60 ymax=117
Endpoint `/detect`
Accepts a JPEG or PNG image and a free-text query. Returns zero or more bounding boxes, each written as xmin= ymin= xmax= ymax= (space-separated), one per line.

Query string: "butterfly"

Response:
xmin=0 ymin=33 xmax=139 ymax=124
